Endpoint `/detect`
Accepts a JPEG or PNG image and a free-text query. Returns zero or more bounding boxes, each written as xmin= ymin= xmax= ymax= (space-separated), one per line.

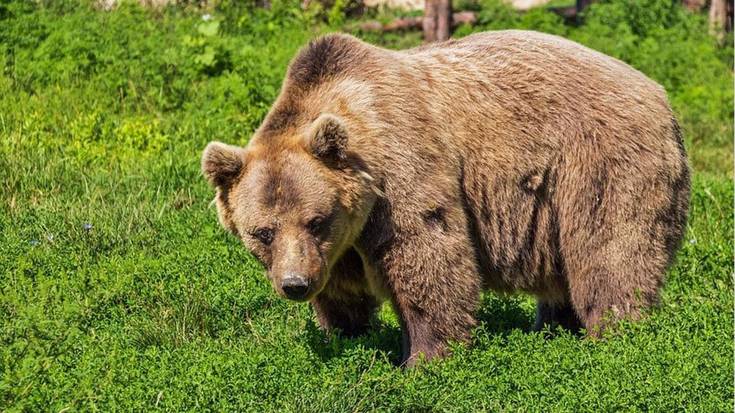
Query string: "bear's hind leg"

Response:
xmin=554 ymin=142 xmax=686 ymax=336
xmin=557 ymin=191 xmax=671 ymax=336
xmin=565 ymin=263 xmax=654 ymax=337
xmin=558 ymin=195 xmax=672 ymax=336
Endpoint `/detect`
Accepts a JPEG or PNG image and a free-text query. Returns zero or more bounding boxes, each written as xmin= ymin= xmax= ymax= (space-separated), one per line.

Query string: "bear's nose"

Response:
xmin=281 ymin=275 xmax=310 ymax=300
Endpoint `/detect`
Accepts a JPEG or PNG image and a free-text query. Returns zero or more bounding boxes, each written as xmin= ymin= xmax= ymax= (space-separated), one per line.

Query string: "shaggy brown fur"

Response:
xmin=201 ymin=30 xmax=690 ymax=366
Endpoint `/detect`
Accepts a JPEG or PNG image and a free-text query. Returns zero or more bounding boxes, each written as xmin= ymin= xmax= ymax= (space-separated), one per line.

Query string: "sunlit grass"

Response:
xmin=1 ymin=0 xmax=732 ymax=410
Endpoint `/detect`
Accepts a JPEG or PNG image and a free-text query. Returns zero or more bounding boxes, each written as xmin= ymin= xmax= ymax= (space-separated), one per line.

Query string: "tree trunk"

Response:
xmin=709 ymin=0 xmax=733 ymax=41
xmin=423 ymin=0 xmax=452 ymax=42
xmin=436 ymin=0 xmax=451 ymax=41
xmin=352 ymin=12 xmax=475 ymax=33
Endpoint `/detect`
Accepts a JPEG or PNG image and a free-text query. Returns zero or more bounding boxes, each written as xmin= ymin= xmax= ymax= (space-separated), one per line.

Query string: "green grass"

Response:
xmin=1 ymin=0 xmax=733 ymax=411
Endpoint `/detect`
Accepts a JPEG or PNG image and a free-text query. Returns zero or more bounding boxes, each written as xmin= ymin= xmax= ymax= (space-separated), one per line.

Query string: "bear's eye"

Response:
xmin=251 ymin=227 xmax=274 ymax=246
xmin=307 ymin=216 xmax=327 ymax=236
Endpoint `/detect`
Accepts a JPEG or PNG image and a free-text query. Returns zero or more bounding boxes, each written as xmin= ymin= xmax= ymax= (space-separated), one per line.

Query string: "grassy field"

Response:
xmin=1 ymin=0 xmax=733 ymax=411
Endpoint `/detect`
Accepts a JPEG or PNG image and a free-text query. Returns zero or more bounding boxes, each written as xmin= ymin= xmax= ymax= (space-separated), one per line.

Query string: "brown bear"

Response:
xmin=201 ymin=30 xmax=690 ymax=366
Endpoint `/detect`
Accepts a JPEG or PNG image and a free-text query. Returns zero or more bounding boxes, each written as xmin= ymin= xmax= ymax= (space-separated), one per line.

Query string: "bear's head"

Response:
xmin=201 ymin=114 xmax=378 ymax=301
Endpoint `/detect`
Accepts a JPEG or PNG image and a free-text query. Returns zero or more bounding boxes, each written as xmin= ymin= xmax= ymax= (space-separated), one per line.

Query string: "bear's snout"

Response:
xmin=281 ymin=273 xmax=311 ymax=301
xmin=270 ymin=234 xmax=324 ymax=301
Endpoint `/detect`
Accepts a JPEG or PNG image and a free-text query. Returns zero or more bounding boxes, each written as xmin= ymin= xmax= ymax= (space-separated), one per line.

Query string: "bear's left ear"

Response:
xmin=201 ymin=141 xmax=245 ymax=189
xmin=305 ymin=113 xmax=349 ymax=166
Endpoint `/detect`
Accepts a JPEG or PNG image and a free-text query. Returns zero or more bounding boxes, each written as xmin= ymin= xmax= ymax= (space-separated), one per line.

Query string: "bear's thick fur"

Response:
xmin=202 ymin=31 xmax=690 ymax=365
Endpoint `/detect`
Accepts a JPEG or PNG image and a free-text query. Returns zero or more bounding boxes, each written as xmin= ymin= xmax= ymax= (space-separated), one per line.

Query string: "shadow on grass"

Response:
xmin=304 ymin=317 xmax=404 ymax=366
xmin=475 ymin=294 xmax=535 ymax=336
xmin=303 ymin=293 xmax=564 ymax=366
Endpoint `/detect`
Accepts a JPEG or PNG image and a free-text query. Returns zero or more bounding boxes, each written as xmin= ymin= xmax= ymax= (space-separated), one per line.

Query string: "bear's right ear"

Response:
xmin=201 ymin=141 xmax=245 ymax=189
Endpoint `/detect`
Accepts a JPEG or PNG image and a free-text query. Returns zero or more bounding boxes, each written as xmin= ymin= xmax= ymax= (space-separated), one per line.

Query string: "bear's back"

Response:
xmin=404 ymin=30 xmax=663 ymax=98
xmin=260 ymin=31 xmax=677 ymax=161
xmin=389 ymin=30 xmax=676 ymax=156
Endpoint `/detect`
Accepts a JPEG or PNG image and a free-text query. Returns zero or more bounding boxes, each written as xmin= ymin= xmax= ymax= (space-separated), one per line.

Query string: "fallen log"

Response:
xmin=349 ymin=0 xmax=598 ymax=34
xmin=351 ymin=11 xmax=476 ymax=32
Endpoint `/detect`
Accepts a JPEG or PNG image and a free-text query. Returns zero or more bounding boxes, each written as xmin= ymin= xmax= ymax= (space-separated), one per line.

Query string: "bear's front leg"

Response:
xmin=377 ymin=211 xmax=482 ymax=366
xmin=311 ymin=248 xmax=378 ymax=337
xmin=533 ymin=299 xmax=583 ymax=333
xmin=311 ymin=291 xmax=378 ymax=337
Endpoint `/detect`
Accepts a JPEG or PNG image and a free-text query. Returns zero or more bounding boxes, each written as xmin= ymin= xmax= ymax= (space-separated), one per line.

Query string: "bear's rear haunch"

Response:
xmin=201 ymin=31 xmax=690 ymax=366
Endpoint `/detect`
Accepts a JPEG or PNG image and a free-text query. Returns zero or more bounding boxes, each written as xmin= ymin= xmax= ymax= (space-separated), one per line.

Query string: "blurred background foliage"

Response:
xmin=0 ymin=0 xmax=732 ymax=176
